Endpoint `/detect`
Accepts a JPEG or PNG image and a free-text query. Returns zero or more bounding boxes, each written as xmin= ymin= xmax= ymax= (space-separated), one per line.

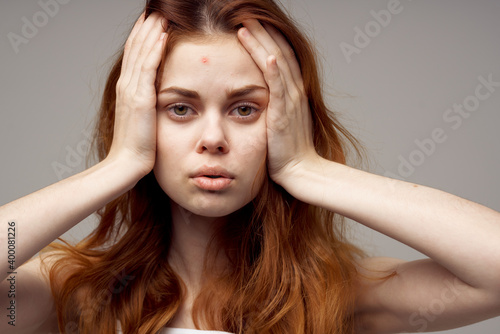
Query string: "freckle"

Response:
xmin=201 ymin=57 xmax=209 ymax=64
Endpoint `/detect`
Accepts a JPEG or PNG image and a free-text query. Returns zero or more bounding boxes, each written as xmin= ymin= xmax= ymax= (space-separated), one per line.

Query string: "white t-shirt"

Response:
xmin=117 ymin=321 xmax=233 ymax=334
xmin=160 ymin=329 xmax=233 ymax=334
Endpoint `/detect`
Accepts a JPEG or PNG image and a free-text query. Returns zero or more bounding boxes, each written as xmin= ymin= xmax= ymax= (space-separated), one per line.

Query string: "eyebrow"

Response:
xmin=158 ymin=85 xmax=267 ymax=99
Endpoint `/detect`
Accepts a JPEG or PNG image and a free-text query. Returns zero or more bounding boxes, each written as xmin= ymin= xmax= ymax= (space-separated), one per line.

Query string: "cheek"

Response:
xmin=154 ymin=120 xmax=187 ymax=177
xmin=233 ymin=121 xmax=267 ymax=162
xmin=233 ymin=126 xmax=268 ymax=191
xmin=244 ymin=137 xmax=267 ymax=160
xmin=243 ymin=134 xmax=268 ymax=197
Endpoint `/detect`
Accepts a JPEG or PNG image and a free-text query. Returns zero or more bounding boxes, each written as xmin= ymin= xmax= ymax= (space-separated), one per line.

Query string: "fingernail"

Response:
xmin=240 ymin=27 xmax=250 ymax=37
xmin=268 ymin=55 xmax=277 ymax=66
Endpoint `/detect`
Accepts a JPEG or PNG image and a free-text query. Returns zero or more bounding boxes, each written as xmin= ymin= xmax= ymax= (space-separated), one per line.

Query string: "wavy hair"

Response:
xmin=44 ymin=0 xmax=366 ymax=333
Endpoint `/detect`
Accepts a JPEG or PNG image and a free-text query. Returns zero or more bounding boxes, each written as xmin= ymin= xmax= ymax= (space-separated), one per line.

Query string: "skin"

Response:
xmin=153 ymin=37 xmax=269 ymax=326
xmin=0 ymin=11 xmax=499 ymax=334
xmin=154 ymin=35 xmax=268 ymax=219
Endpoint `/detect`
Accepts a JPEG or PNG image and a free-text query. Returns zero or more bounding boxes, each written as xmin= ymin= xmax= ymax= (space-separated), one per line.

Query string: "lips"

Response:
xmin=191 ymin=166 xmax=234 ymax=191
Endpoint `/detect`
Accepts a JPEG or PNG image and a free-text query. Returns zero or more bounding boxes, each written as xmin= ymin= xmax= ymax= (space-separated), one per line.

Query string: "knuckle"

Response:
xmin=272 ymin=118 xmax=289 ymax=131
xmin=251 ymin=44 xmax=264 ymax=57
xmin=115 ymin=80 xmax=125 ymax=94
xmin=272 ymin=87 xmax=285 ymax=100
xmin=141 ymin=62 xmax=153 ymax=73
xmin=273 ymin=48 xmax=284 ymax=60
xmin=298 ymin=84 xmax=306 ymax=95
xmin=130 ymin=35 xmax=142 ymax=48
xmin=116 ymin=77 xmax=130 ymax=92
xmin=290 ymin=90 xmax=301 ymax=104
xmin=124 ymin=39 xmax=133 ymax=53
xmin=116 ymin=84 xmax=137 ymax=103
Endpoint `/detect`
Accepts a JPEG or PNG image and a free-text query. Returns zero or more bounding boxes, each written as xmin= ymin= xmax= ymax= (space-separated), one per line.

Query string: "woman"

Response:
xmin=1 ymin=0 xmax=499 ymax=333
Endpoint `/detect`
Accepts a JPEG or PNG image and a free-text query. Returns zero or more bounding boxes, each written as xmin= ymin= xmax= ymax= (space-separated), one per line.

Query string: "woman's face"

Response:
xmin=154 ymin=34 xmax=269 ymax=217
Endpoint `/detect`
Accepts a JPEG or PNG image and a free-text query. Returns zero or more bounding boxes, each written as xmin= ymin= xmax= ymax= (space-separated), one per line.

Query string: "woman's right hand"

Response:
xmin=0 ymin=13 xmax=168 ymax=333
xmin=108 ymin=12 xmax=167 ymax=178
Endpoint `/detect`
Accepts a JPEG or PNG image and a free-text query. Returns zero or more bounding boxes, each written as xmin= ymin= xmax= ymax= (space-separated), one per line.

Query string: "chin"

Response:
xmin=181 ymin=196 xmax=251 ymax=218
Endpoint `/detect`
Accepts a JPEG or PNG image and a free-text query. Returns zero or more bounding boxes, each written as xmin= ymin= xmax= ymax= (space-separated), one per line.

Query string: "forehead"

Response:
xmin=158 ymin=34 xmax=266 ymax=90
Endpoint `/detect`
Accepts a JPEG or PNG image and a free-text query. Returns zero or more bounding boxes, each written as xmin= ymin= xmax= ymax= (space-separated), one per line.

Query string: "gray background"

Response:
xmin=1 ymin=0 xmax=499 ymax=332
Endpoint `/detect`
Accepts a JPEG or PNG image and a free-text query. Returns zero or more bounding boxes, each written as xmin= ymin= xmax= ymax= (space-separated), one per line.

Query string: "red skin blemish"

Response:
xmin=201 ymin=57 xmax=208 ymax=64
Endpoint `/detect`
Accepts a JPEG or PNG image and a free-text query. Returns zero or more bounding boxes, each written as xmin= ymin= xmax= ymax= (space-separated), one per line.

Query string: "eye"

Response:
xmin=171 ymin=104 xmax=189 ymax=115
xmin=235 ymin=106 xmax=253 ymax=116
xmin=230 ymin=104 xmax=259 ymax=120
xmin=165 ymin=103 xmax=195 ymax=119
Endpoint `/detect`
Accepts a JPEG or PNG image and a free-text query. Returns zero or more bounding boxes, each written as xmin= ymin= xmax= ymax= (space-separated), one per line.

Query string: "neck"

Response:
xmin=168 ymin=201 xmax=228 ymax=289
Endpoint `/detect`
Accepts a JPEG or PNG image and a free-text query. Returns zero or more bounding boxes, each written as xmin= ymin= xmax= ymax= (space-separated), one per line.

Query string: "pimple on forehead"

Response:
xmin=201 ymin=56 xmax=209 ymax=64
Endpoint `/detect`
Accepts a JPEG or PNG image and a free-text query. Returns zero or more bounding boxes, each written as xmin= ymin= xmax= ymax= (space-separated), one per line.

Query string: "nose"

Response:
xmin=195 ymin=113 xmax=229 ymax=154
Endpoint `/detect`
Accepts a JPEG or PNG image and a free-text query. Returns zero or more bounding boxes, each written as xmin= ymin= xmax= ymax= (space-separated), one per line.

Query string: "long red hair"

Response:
xmin=44 ymin=0 xmax=366 ymax=333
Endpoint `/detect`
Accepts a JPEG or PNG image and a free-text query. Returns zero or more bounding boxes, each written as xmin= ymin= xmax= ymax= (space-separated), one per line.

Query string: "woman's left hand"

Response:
xmin=237 ymin=20 xmax=317 ymax=186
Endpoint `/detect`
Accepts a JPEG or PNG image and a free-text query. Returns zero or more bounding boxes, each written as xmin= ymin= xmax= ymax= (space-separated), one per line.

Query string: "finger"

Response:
xmin=129 ymin=16 xmax=167 ymax=85
xmin=238 ymin=24 xmax=292 ymax=100
xmin=122 ymin=12 xmax=146 ymax=76
xmin=122 ymin=13 xmax=163 ymax=84
xmin=241 ymin=20 xmax=296 ymax=91
xmin=125 ymin=13 xmax=162 ymax=79
xmin=136 ymin=32 xmax=168 ymax=102
xmin=237 ymin=26 xmax=271 ymax=74
xmin=240 ymin=20 xmax=307 ymax=124
xmin=261 ymin=23 xmax=303 ymax=89
xmin=265 ymin=55 xmax=287 ymax=129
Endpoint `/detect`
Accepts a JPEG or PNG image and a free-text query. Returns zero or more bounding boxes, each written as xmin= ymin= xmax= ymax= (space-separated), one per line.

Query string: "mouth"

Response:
xmin=191 ymin=166 xmax=234 ymax=191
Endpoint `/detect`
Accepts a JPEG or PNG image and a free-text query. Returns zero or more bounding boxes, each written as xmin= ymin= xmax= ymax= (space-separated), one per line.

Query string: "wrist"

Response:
xmin=104 ymin=149 xmax=154 ymax=182
xmin=97 ymin=153 xmax=147 ymax=192
xmin=275 ymin=154 xmax=333 ymax=201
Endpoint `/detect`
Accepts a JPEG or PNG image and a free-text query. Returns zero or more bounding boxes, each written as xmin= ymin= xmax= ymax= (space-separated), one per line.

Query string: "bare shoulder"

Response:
xmin=0 ymin=252 xmax=65 ymax=333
